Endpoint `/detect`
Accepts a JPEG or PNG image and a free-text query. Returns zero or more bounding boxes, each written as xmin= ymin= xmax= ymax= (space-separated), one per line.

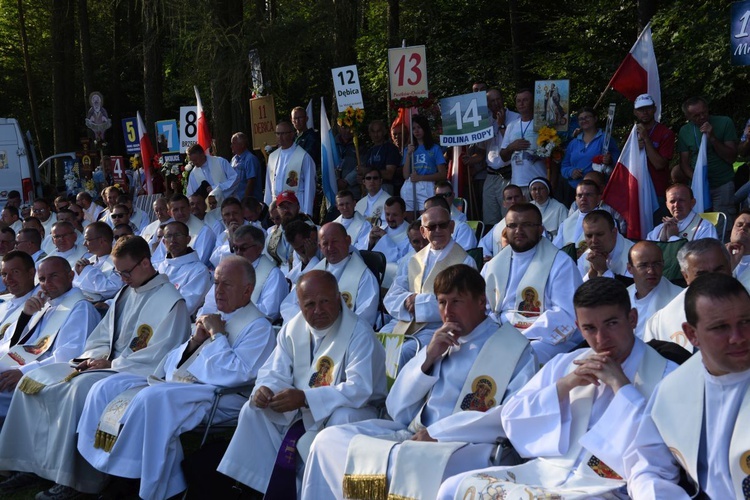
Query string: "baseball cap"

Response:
xmin=276 ymin=191 xmax=299 ymax=206
xmin=634 ymin=94 xmax=655 ymax=109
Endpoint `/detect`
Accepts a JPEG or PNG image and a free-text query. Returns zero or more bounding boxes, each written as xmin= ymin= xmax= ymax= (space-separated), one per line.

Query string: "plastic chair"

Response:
xmin=700 ymin=212 xmax=727 ymax=242
xmin=467 ymin=247 xmax=484 ymax=271
xmin=466 ymin=220 xmax=485 ymax=241
xmin=358 ymin=250 xmax=387 ymax=327
xmin=376 ymin=332 xmax=421 ymax=391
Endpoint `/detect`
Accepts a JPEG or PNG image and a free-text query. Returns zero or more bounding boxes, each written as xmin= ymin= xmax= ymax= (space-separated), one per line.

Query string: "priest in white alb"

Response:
xmin=152 ymin=194 xmax=216 ymax=267
xmin=577 ymin=210 xmax=634 ymax=282
xmin=0 ymin=251 xmax=39 ymax=357
xmin=75 ymin=256 xmax=275 ymax=500
xmin=0 ymin=236 xmax=190 ymax=499
xmin=479 ymin=184 xmax=525 ymax=259
xmin=483 ymin=203 xmax=582 ymax=365
xmin=552 ymin=179 xmax=602 ymax=255
xmin=355 ymin=167 xmax=391 ymax=224
xmin=625 ymin=241 xmax=682 ymax=338
xmin=367 ymin=196 xmax=411 ymax=262
xmin=382 ymin=206 xmax=476 ymax=369
xmin=643 ymin=238 xmax=732 ymax=353
xmin=726 ymin=209 xmax=750 ymax=290
xmin=302 ymin=264 xmax=537 ymax=500
xmin=624 ymin=273 xmax=750 ymax=499
xmin=279 ymin=223 xmax=379 ymax=327
xmin=646 ymin=184 xmax=718 ymax=242
xmin=73 ymin=222 xmax=122 ymax=302
xmin=215 ymin=270 xmax=386 ymax=498
xmin=334 ymin=190 xmax=372 ymax=251
xmin=438 ymin=277 xmax=677 ymax=500
xmin=185 ymin=143 xmax=239 ymax=200
xmin=264 ymin=121 xmax=316 ymax=216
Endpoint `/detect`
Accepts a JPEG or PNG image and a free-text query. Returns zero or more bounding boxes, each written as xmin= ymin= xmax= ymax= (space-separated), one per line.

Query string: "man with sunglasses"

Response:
xmin=109 ymin=204 xmax=139 ymax=236
xmin=31 ymin=199 xmax=56 ymax=237
xmin=355 ymin=167 xmax=391 ymax=224
xmin=434 ymin=180 xmax=467 ymax=223
xmin=424 ymin=196 xmax=477 ymax=251
xmin=383 ymin=206 xmax=476 ymax=369
xmin=483 ymin=203 xmax=582 ymax=365
xmin=72 ymin=222 xmax=122 ymax=302
xmin=0 ymin=235 xmax=190 ymax=500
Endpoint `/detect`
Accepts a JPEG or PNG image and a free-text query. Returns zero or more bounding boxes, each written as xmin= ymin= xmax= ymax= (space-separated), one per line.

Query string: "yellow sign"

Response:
xmin=249 ymin=96 xmax=278 ymax=151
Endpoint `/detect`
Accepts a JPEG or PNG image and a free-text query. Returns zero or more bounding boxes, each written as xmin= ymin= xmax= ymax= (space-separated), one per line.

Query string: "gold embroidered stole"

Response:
xmin=312 ymin=253 xmax=368 ymax=311
xmin=392 ymin=244 xmax=467 ymax=336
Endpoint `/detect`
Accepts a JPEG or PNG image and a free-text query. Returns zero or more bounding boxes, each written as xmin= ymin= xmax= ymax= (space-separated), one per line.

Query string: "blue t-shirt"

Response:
xmin=232 ymin=150 xmax=262 ymax=199
xmin=402 ymin=144 xmax=445 ymax=176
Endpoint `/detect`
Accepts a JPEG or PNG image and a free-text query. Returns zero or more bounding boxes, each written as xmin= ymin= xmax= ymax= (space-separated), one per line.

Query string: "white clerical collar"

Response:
xmin=340 ymin=215 xmax=355 ymax=226
xmin=10 ymin=288 xmax=36 ymax=307
xmin=510 ymin=244 xmax=537 ymax=260
xmin=457 ymin=316 xmax=495 ymax=345
xmin=703 ymin=363 xmax=750 ymax=386
xmin=48 ymin=287 xmax=75 ymax=307
xmin=57 ymin=246 xmax=78 ymax=257
xmin=327 ymin=255 xmax=351 ymax=272
xmin=166 ymin=250 xmax=198 ymax=266
xmin=428 ymin=239 xmax=455 ymax=261
xmin=280 ymin=145 xmax=296 ymax=156
xmin=220 ymin=306 xmax=242 ymax=322
xmin=677 ymin=211 xmax=699 ymax=231
xmin=368 ymin=190 xmax=384 ymax=201
xmin=388 ymin=222 xmax=408 ymax=236
xmin=310 ymin=312 xmax=343 ymax=341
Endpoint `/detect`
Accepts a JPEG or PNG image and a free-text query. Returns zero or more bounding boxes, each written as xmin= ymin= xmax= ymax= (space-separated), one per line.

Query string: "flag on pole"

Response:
xmin=320 ymin=97 xmax=340 ymax=207
xmin=691 ymin=134 xmax=711 ymax=213
xmin=194 ymin=86 xmax=212 ymax=153
xmin=136 ymin=111 xmax=154 ymax=196
xmin=606 ymin=22 xmax=662 ymax=120
xmin=306 ymin=99 xmax=315 ymax=130
xmin=602 ymin=125 xmax=658 ymax=240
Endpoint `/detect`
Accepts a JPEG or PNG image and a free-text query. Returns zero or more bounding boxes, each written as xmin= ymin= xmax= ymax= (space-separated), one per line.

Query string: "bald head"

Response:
xmin=38 ymin=256 xmax=74 ymax=299
xmin=627 ymin=241 xmax=665 ymax=297
xmin=297 ymin=270 xmax=342 ymax=330
xmin=318 ymin=223 xmax=351 ymax=265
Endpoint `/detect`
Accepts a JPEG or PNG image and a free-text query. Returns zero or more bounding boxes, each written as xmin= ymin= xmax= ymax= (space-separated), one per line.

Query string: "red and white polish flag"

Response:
xmin=136 ymin=111 xmax=154 ymax=196
xmin=602 ymin=125 xmax=658 ymax=240
xmin=607 ymin=22 xmax=661 ymax=120
xmin=194 ymin=86 xmax=212 ymax=154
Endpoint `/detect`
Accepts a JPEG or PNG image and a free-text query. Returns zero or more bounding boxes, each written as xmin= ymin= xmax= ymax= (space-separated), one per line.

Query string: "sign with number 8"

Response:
xmin=388 ymin=46 xmax=428 ymax=100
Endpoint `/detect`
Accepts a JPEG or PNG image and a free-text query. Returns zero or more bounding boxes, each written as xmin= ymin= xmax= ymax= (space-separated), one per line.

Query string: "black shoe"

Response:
xmin=0 ymin=471 xmax=41 ymax=495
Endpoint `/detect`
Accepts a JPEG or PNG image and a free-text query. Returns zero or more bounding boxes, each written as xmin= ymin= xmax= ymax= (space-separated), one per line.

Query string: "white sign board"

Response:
xmin=331 ymin=65 xmax=364 ymax=112
xmin=179 ymin=106 xmax=197 ymax=153
xmin=388 ymin=46 xmax=428 ymax=100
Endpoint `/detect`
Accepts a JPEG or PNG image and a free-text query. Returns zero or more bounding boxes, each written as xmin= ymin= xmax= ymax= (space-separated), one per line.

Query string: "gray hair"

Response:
xmin=677 ymin=238 xmax=730 ymax=274
xmin=217 ymin=255 xmax=256 ymax=287
xmin=233 ymin=224 xmax=266 ymax=246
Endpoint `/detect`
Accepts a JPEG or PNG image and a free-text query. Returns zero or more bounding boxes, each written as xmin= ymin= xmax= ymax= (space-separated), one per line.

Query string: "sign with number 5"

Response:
xmin=388 ymin=46 xmax=428 ymax=100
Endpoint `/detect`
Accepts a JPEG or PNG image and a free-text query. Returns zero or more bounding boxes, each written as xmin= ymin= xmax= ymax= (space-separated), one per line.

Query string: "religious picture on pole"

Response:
xmin=534 ymin=80 xmax=570 ymax=131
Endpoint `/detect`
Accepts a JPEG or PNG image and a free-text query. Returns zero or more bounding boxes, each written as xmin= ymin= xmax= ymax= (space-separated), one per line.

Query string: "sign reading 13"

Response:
xmin=388 ymin=46 xmax=428 ymax=100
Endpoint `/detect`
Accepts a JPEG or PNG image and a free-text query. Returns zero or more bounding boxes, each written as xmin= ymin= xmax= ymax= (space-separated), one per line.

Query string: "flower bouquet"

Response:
xmin=535 ymin=126 xmax=562 ymax=158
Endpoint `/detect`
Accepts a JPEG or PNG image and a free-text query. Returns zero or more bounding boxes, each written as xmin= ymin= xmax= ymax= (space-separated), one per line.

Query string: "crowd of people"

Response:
xmin=0 ymin=86 xmax=746 ymax=500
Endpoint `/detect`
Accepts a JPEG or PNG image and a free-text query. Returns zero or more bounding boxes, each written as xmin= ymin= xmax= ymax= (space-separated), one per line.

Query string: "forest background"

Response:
xmin=0 ymin=0 xmax=747 ymax=184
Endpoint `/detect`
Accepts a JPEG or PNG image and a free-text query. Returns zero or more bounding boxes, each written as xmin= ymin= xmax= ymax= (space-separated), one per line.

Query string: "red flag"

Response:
xmin=606 ymin=22 xmax=662 ymax=120
xmin=136 ymin=111 xmax=154 ymax=196
xmin=602 ymin=126 xmax=658 ymax=240
xmin=194 ymin=86 xmax=212 ymax=153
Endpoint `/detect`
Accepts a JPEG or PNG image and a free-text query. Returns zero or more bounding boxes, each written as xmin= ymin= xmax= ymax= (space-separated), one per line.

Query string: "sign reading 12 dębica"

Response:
xmin=331 ymin=65 xmax=364 ymax=112
xmin=439 ymin=92 xmax=493 ymax=146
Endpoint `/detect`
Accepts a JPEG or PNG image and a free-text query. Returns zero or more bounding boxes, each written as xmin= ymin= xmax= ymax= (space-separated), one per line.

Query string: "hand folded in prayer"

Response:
xmin=573 ymin=352 xmax=631 ymax=393
xmin=586 ymin=250 xmax=610 ymax=278
xmin=661 ymin=217 xmax=679 ymax=240
xmin=254 ymin=385 xmax=275 ymax=408
xmin=76 ymin=358 xmax=112 ymax=372
xmin=268 ymin=388 xmax=306 ymax=413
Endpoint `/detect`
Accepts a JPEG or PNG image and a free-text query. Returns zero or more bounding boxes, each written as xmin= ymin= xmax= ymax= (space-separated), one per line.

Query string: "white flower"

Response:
xmin=185 ymin=164 xmax=193 ymax=172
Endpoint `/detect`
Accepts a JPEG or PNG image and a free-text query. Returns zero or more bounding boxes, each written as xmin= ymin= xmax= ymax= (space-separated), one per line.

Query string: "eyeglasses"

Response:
xmin=113 ymin=258 xmax=143 ymax=278
xmin=506 ymin=222 xmax=541 ymax=230
xmin=436 ymin=192 xmax=453 ymax=198
xmin=364 ymin=176 xmax=381 ymax=181
xmin=422 ymin=221 xmax=451 ymax=232
xmin=634 ymin=261 xmax=664 ymax=272
xmin=163 ymin=233 xmax=187 ymax=241
xmin=83 ymin=236 xmax=103 ymax=243
xmin=51 ymin=232 xmax=74 ymax=240
xmin=231 ymin=243 xmax=258 ymax=253
xmin=111 ymin=213 xmax=127 ymax=219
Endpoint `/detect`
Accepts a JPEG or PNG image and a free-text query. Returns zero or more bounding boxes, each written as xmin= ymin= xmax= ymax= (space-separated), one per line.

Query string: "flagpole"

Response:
xmin=409 ymin=108 xmax=417 ymax=220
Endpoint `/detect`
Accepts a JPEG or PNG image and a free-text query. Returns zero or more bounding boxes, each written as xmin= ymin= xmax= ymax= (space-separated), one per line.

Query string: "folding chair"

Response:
xmin=466 ymin=247 xmax=484 ymax=271
xmin=358 ymin=250 xmax=387 ymax=326
xmin=454 ymin=197 xmax=467 ymax=214
xmin=466 ymin=220 xmax=485 ymax=241
xmin=700 ymin=211 xmax=727 ymax=243
xmin=194 ymin=383 xmax=255 ymax=447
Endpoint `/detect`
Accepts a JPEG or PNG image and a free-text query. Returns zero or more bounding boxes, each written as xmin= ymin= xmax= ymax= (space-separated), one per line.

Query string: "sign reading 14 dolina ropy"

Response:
xmin=439 ymin=92 xmax=494 ymax=146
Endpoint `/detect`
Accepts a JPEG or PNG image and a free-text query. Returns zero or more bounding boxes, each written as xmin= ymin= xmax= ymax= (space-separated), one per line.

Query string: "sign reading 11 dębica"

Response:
xmin=439 ymin=92 xmax=494 ymax=146
xmin=331 ymin=65 xmax=364 ymax=112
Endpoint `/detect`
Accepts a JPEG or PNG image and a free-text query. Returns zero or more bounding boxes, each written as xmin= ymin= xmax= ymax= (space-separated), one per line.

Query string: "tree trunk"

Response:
xmin=386 ymin=0 xmax=399 ymax=48
xmin=108 ymin=0 xmax=125 ymax=157
xmin=77 ymin=0 xmax=94 ymax=106
xmin=333 ymin=0 xmax=357 ymax=66
xmin=508 ymin=0 xmax=523 ymax=86
xmin=51 ymin=0 xmax=77 ymax=187
xmin=142 ymin=0 xmax=163 ymax=143
xmin=638 ymin=0 xmax=657 ymax=30
xmin=17 ymin=0 xmax=45 ymax=159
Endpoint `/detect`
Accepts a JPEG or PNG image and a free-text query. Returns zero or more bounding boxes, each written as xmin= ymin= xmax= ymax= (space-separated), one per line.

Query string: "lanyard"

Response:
xmin=520 ymin=121 xmax=532 ymax=140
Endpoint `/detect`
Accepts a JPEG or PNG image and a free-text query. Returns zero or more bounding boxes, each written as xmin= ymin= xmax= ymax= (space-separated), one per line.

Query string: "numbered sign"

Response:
xmin=179 ymin=106 xmax=198 ymax=153
xmin=110 ymin=156 xmax=129 ymax=190
xmin=331 ymin=65 xmax=364 ymax=112
xmin=121 ymin=118 xmax=139 ymax=154
xmin=439 ymin=93 xmax=493 ymax=146
xmin=388 ymin=46 xmax=428 ymax=100
xmin=155 ymin=119 xmax=179 ymax=152
xmin=249 ymin=96 xmax=277 ymax=151
xmin=732 ymin=0 xmax=750 ymax=65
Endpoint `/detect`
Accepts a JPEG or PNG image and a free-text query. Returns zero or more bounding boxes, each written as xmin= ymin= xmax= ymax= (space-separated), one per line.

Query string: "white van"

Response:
xmin=0 ymin=118 xmax=43 ymax=205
